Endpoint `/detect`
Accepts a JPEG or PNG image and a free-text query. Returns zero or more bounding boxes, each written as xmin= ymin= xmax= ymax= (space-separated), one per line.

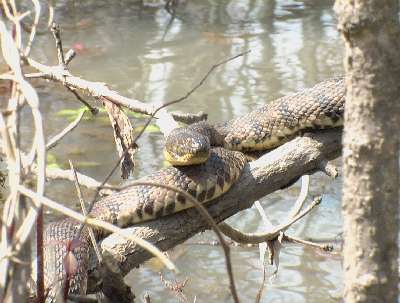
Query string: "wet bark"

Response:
xmin=334 ymin=1 xmax=400 ymax=302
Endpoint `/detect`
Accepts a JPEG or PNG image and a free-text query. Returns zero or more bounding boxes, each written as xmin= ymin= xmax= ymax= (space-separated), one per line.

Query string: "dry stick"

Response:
xmin=254 ymin=260 xmax=267 ymax=303
xmin=68 ymin=160 xmax=102 ymax=263
xmin=46 ymin=109 xmax=86 ymax=150
xmin=23 ymin=0 xmax=41 ymax=56
xmin=66 ymin=86 xmax=98 ymax=114
xmin=64 ymin=49 xmax=76 ymax=65
xmin=0 ymin=207 xmax=39 ymax=262
xmin=17 ymin=185 xmax=176 ymax=271
xmin=18 ymin=0 xmax=54 ymax=36
xmin=288 ymin=174 xmax=310 ymax=219
xmin=24 ymin=49 xmax=250 ymax=116
xmin=0 ymin=19 xmax=46 ymax=302
xmin=69 ymin=161 xmax=104 ymax=303
xmin=159 ymin=272 xmax=189 ymax=302
xmin=218 ymin=197 xmax=322 ymax=245
xmin=0 ymin=116 xmax=16 ymax=300
xmin=118 ymin=181 xmax=240 ymax=303
xmin=55 ymin=44 xmax=97 ymax=114
xmin=283 ymin=234 xmax=334 ymax=252
xmin=50 ymin=22 xmax=66 ymax=68
xmin=24 ymin=56 xmax=156 ymax=115
xmin=46 ymin=0 xmax=54 ymax=27
xmin=255 ymin=175 xmax=308 ymax=303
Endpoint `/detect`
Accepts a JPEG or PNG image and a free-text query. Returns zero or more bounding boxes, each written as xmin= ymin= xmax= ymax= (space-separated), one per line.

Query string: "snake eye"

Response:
xmin=164 ymin=127 xmax=210 ymax=166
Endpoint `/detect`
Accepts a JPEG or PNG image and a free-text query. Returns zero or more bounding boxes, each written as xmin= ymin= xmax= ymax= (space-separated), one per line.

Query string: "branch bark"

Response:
xmin=87 ymin=129 xmax=342 ymax=290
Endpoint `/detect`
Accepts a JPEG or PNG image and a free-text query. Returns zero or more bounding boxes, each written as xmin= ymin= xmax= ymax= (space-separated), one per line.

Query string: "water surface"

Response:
xmin=26 ymin=1 xmax=344 ymax=302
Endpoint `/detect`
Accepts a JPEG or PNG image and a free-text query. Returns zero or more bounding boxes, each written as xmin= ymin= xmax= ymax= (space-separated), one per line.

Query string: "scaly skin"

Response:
xmin=40 ymin=77 xmax=345 ymax=301
xmin=41 ymin=148 xmax=247 ymax=301
xmin=165 ymin=77 xmax=344 ymax=164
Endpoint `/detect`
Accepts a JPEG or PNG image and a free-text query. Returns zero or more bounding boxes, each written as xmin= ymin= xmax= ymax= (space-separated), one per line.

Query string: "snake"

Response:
xmin=39 ymin=76 xmax=345 ymax=301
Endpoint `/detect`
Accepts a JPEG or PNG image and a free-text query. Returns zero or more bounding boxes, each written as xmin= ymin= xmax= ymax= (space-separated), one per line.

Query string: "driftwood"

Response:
xmin=88 ymin=129 xmax=342 ymax=293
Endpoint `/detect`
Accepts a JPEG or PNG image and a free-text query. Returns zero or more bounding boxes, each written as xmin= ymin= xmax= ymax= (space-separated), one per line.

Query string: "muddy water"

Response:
xmin=24 ymin=0 xmax=344 ymax=302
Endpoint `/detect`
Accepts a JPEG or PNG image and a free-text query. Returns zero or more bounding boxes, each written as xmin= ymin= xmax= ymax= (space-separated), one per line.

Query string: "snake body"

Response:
xmin=41 ymin=77 xmax=345 ymax=301
xmin=164 ymin=77 xmax=345 ymax=165
xmin=42 ymin=148 xmax=247 ymax=300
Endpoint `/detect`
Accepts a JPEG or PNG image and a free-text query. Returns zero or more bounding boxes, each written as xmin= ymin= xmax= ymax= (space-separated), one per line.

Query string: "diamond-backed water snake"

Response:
xmin=41 ymin=77 xmax=345 ymax=301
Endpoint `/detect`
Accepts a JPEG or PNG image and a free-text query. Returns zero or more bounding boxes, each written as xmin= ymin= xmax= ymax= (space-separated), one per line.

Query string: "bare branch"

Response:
xmin=24 ymin=56 xmax=156 ymax=115
xmin=64 ymin=49 xmax=76 ymax=65
xmin=218 ymin=196 xmax=321 ymax=244
xmin=288 ymin=175 xmax=310 ymax=219
xmin=46 ymin=109 xmax=86 ymax=150
xmin=50 ymin=22 xmax=66 ymax=68
xmin=318 ymin=159 xmax=338 ymax=178
xmin=23 ymin=0 xmax=41 ymax=56
xmin=66 ymin=86 xmax=98 ymax=114
xmin=283 ymin=234 xmax=334 ymax=252
xmin=69 ymin=161 xmax=102 ymax=263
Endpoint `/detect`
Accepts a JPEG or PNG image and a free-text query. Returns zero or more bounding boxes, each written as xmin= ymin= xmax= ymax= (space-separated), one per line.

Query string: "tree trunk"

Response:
xmin=334 ymin=1 xmax=400 ymax=302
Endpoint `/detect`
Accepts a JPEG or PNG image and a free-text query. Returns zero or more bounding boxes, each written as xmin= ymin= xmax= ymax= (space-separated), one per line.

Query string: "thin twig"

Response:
xmin=24 ymin=56 xmax=156 ymax=115
xmin=50 ymin=22 xmax=66 ymax=68
xmin=24 ymin=0 xmax=41 ymax=56
xmin=288 ymin=175 xmax=310 ymax=219
xmin=66 ymin=86 xmax=98 ymax=114
xmin=69 ymin=160 xmax=102 ymax=263
xmin=46 ymin=109 xmax=86 ymax=150
xmin=254 ymin=259 xmax=267 ymax=303
xmin=283 ymin=234 xmax=334 ymax=252
xmin=0 ymin=19 xmax=47 ymax=302
xmin=64 ymin=49 xmax=76 ymax=65
xmin=219 ymin=197 xmax=322 ymax=244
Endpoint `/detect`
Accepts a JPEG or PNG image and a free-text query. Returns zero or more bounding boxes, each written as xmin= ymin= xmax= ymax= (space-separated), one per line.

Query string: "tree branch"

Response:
xmin=88 ymin=129 xmax=342 ymax=291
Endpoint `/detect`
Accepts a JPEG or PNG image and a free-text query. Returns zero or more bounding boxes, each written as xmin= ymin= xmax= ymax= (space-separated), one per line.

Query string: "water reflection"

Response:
xmin=25 ymin=0 xmax=344 ymax=301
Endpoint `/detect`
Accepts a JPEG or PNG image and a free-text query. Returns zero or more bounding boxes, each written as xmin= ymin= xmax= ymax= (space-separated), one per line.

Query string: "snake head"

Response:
xmin=164 ymin=127 xmax=210 ymax=166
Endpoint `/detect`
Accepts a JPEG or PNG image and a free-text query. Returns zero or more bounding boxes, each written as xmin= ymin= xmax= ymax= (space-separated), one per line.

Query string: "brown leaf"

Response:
xmin=103 ymin=99 xmax=137 ymax=179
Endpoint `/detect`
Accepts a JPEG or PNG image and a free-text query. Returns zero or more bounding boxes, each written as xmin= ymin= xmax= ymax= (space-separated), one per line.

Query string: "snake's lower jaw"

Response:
xmin=163 ymin=148 xmax=209 ymax=166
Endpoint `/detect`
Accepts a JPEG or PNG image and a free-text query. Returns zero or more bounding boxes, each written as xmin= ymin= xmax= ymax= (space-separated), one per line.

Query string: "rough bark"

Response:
xmin=87 ymin=129 xmax=342 ymax=291
xmin=334 ymin=1 xmax=400 ymax=302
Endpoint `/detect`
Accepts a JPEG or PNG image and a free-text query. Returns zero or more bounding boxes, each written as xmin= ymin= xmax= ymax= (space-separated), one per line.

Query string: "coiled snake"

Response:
xmin=40 ymin=77 xmax=345 ymax=301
